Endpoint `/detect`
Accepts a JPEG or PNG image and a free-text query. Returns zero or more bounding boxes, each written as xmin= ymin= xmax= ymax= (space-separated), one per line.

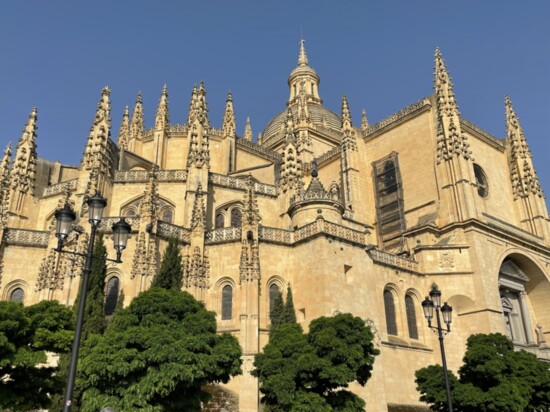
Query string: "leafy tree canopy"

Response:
xmin=78 ymin=287 xmax=242 ymax=411
xmin=416 ymin=333 xmax=550 ymax=412
xmin=253 ymin=313 xmax=379 ymax=411
xmin=0 ymin=300 xmax=74 ymax=411
xmin=151 ymin=237 xmax=183 ymax=290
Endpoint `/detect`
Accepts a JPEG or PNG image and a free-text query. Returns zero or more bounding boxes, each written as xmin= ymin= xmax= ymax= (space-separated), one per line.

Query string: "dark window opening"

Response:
xmin=405 ymin=295 xmax=419 ymax=339
xmin=230 ymin=209 xmax=242 ymax=228
xmin=222 ymin=285 xmax=233 ymax=320
xmin=384 ymin=290 xmax=398 ymax=336
xmin=104 ymin=277 xmax=120 ymax=316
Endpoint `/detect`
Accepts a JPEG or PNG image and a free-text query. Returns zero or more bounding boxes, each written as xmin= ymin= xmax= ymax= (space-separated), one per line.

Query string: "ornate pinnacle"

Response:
xmin=130 ymin=92 xmax=144 ymax=141
xmin=244 ymin=117 xmax=253 ymax=141
xmin=155 ymin=84 xmax=170 ymax=132
xmin=0 ymin=142 xmax=12 ymax=227
xmin=284 ymin=108 xmax=296 ymax=144
xmin=12 ymin=108 xmax=38 ymax=195
xmin=83 ymin=87 xmax=112 ymax=175
xmin=361 ymin=109 xmax=369 ymax=132
xmin=243 ymin=176 xmax=261 ymax=226
xmin=222 ymin=91 xmax=236 ymax=137
xmin=188 ymin=82 xmax=209 ymax=127
xmin=341 ymin=96 xmax=352 ymax=130
xmin=434 ymin=48 xmax=459 ymax=118
xmin=187 ymin=84 xmax=198 ymax=125
xmin=117 ymin=106 xmax=130 ymax=150
xmin=298 ymin=39 xmax=309 ymax=66
xmin=190 ymin=182 xmax=206 ymax=230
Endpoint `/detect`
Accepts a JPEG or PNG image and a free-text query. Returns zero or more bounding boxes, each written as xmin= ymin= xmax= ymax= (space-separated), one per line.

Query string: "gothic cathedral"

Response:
xmin=1 ymin=42 xmax=550 ymax=411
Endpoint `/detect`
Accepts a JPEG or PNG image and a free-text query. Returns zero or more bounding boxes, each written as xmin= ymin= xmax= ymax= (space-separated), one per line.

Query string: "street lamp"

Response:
xmin=54 ymin=192 xmax=131 ymax=412
xmin=422 ymin=285 xmax=454 ymax=412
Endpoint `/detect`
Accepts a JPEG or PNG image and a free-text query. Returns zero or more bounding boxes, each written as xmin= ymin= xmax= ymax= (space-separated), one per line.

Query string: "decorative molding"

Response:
xmin=114 ymin=169 xmax=187 ymax=183
xmin=483 ymin=213 xmax=543 ymax=242
xmin=169 ymin=124 xmax=188 ymax=133
xmin=4 ymin=228 xmax=49 ymax=247
xmin=364 ymin=98 xmax=431 ymax=137
xmin=460 ymin=117 xmax=504 ymax=147
xmin=156 ymin=220 xmax=190 ymax=243
xmin=205 ymin=227 xmax=242 ymax=244
xmin=236 ymin=139 xmax=281 ymax=162
xmin=42 ymin=178 xmax=78 ymax=197
xmin=209 ymin=173 xmax=277 ymax=197
xmin=366 ymin=247 xmax=420 ymax=273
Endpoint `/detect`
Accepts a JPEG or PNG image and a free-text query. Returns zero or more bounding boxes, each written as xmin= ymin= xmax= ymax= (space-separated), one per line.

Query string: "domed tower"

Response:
xmin=261 ymin=41 xmax=343 ymax=158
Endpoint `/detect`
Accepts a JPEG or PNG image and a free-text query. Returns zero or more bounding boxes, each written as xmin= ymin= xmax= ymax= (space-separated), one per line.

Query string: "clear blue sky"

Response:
xmin=1 ymin=1 xmax=549 ymax=195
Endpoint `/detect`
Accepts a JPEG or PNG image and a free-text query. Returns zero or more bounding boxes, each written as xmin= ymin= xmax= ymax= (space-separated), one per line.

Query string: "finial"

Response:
xmin=136 ymin=91 xmax=142 ymax=103
xmin=361 ymin=109 xmax=369 ymax=131
xmin=244 ymin=117 xmax=253 ymax=141
xmin=298 ymin=39 xmax=309 ymax=66
xmin=341 ymin=96 xmax=352 ymax=126
xmin=162 ymin=84 xmax=168 ymax=95
xmin=226 ymin=91 xmax=233 ymax=102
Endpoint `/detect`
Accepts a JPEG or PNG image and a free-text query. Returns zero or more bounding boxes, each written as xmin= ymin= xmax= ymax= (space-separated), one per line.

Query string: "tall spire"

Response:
xmin=298 ymin=39 xmax=309 ymax=66
xmin=341 ymin=96 xmax=357 ymax=151
xmin=341 ymin=96 xmax=352 ymax=129
xmin=187 ymin=81 xmax=209 ymax=127
xmin=82 ymin=87 xmax=111 ymax=174
xmin=0 ymin=143 xmax=12 ymax=228
xmin=222 ymin=91 xmax=236 ymax=137
xmin=186 ymin=83 xmax=210 ymax=169
xmin=11 ymin=108 xmax=38 ymax=196
xmin=117 ymin=106 xmax=130 ymax=150
xmin=130 ymin=92 xmax=144 ymax=142
xmin=434 ymin=48 xmax=472 ymax=163
xmin=244 ymin=117 xmax=253 ymax=141
xmin=155 ymin=84 xmax=170 ymax=132
xmin=505 ymin=95 xmax=543 ymax=199
xmin=361 ymin=109 xmax=369 ymax=132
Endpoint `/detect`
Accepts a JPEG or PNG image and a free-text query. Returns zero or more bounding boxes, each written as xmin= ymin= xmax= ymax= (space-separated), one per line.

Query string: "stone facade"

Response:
xmin=2 ymin=42 xmax=550 ymax=411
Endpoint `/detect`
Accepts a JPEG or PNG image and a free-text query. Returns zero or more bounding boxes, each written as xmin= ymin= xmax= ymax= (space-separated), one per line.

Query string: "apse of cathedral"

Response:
xmin=1 ymin=42 xmax=550 ymax=411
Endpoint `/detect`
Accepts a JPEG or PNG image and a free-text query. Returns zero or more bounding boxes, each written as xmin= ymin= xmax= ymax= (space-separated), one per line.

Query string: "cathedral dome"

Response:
xmin=262 ymin=103 xmax=341 ymax=143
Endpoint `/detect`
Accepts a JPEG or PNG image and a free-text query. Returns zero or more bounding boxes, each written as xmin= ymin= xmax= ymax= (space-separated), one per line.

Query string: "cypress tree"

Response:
xmin=282 ymin=285 xmax=297 ymax=324
xmin=151 ymin=238 xmax=183 ymax=290
xmin=269 ymin=291 xmax=284 ymax=335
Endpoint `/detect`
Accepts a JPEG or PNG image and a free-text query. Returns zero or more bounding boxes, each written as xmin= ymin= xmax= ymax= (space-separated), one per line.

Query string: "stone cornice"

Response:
xmin=236 ymin=139 xmax=281 ymax=162
xmin=460 ymin=117 xmax=505 ymax=149
xmin=364 ymin=98 xmax=431 ymax=138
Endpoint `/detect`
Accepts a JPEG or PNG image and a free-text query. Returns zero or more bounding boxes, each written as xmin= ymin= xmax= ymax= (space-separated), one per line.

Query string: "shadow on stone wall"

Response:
xmin=387 ymin=403 xmax=431 ymax=412
xmin=201 ymin=384 xmax=239 ymax=412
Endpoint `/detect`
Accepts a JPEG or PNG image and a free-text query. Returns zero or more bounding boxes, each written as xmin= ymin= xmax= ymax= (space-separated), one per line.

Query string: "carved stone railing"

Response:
xmin=205 ymin=227 xmax=242 ymax=244
xmin=365 ymin=98 xmax=430 ymax=137
xmin=460 ymin=117 xmax=504 ymax=147
xmin=157 ymin=221 xmax=190 ymax=243
xmin=209 ymin=128 xmax=223 ymax=138
xmin=209 ymin=173 xmax=278 ymax=197
xmin=236 ymin=139 xmax=281 ymax=161
xmin=143 ymin=129 xmax=154 ymax=140
xmin=294 ymin=219 xmax=366 ymax=245
xmin=4 ymin=228 xmax=49 ymax=247
xmin=366 ymin=248 xmax=420 ymax=273
xmin=169 ymin=124 xmax=188 ymax=134
xmin=312 ymin=124 xmax=343 ymax=141
xmin=42 ymin=178 xmax=78 ymax=197
xmin=258 ymin=226 xmax=293 ymax=244
xmin=316 ymin=146 xmax=341 ymax=167
xmin=99 ymin=217 xmax=138 ymax=232
xmin=114 ymin=169 xmax=187 ymax=183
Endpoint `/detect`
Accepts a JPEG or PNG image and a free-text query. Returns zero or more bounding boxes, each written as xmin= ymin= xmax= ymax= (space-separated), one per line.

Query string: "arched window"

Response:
xmin=269 ymin=284 xmax=280 ymax=315
xmin=215 ymin=213 xmax=225 ymax=229
xmin=161 ymin=208 xmax=173 ymax=223
xmin=10 ymin=288 xmax=24 ymax=303
xmin=230 ymin=209 xmax=242 ymax=228
xmin=384 ymin=290 xmax=398 ymax=336
xmin=221 ymin=285 xmax=233 ymax=320
xmin=405 ymin=295 xmax=419 ymax=339
xmin=473 ymin=164 xmax=489 ymax=198
xmin=126 ymin=208 xmax=137 ymax=218
xmin=104 ymin=277 xmax=120 ymax=316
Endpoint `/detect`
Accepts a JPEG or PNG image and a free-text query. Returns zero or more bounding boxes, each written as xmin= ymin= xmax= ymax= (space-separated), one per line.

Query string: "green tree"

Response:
xmin=78 ymin=288 xmax=242 ymax=411
xmin=415 ymin=333 xmax=550 ymax=412
xmin=151 ymin=237 xmax=183 ymax=290
xmin=282 ymin=285 xmax=297 ymax=324
xmin=269 ymin=291 xmax=284 ymax=335
xmin=0 ymin=300 xmax=74 ymax=411
xmin=253 ymin=313 xmax=379 ymax=411
xmin=51 ymin=233 xmax=109 ymax=411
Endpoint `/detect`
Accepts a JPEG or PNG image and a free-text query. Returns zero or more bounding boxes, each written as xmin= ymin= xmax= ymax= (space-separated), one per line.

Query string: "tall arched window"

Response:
xmin=10 ymin=288 xmax=24 ymax=303
xmin=215 ymin=213 xmax=225 ymax=229
xmin=104 ymin=277 xmax=120 ymax=316
xmin=269 ymin=284 xmax=280 ymax=315
xmin=161 ymin=208 xmax=174 ymax=224
xmin=383 ymin=160 xmax=397 ymax=194
xmin=222 ymin=285 xmax=233 ymax=320
xmin=405 ymin=295 xmax=419 ymax=339
xmin=230 ymin=209 xmax=242 ymax=227
xmin=384 ymin=290 xmax=398 ymax=336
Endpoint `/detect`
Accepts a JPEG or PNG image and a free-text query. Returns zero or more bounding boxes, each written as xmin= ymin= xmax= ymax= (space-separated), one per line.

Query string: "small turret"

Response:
xmin=244 ymin=117 xmax=253 ymax=141
xmin=288 ymin=40 xmax=321 ymax=104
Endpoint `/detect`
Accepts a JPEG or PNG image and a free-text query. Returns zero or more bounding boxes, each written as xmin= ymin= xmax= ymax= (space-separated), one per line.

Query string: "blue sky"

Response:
xmin=1 ymin=1 xmax=549 ymax=196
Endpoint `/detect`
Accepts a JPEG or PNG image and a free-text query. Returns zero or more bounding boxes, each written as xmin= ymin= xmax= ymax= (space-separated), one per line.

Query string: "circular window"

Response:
xmin=473 ymin=164 xmax=488 ymax=198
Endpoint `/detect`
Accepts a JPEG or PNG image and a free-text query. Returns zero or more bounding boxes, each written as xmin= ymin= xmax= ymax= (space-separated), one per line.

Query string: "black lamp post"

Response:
xmin=422 ymin=285 xmax=454 ymax=412
xmin=54 ymin=192 xmax=131 ymax=412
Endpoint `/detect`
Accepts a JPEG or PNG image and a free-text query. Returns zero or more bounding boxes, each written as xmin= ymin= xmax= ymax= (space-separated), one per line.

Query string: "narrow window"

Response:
xmin=384 ymin=290 xmax=398 ymax=336
xmin=230 ymin=209 xmax=242 ymax=228
xmin=162 ymin=208 xmax=173 ymax=224
xmin=473 ymin=164 xmax=489 ymax=198
xmin=10 ymin=288 xmax=24 ymax=303
xmin=269 ymin=284 xmax=280 ymax=314
xmin=405 ymin=295 xmax=419 ymax=339
xmin=104 ymin=277 xmax=120 ymax=316
xmin=215 ymin=213 xmax=225 ymax=229
xmin=222 ymin=285 xmax=233 ymax=320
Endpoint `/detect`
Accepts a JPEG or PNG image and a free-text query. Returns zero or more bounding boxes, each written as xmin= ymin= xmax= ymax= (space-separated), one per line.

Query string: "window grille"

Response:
xmin=405 ymin=295 xmax=419 ymax=339
xmin=384 ymin=290 xmax=398 ymax=336
xmin=230 ymin=209 xmax=242 ymax=228
xmin=10 ymin=288 xmax=24 ymax=303
xmin=222 ymin=285 xmax=233 ymax=320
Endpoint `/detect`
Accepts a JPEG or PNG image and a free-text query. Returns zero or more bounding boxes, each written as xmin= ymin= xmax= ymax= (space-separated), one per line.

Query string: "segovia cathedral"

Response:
xmin=1 ymin=41 xmax=550 ymax=411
